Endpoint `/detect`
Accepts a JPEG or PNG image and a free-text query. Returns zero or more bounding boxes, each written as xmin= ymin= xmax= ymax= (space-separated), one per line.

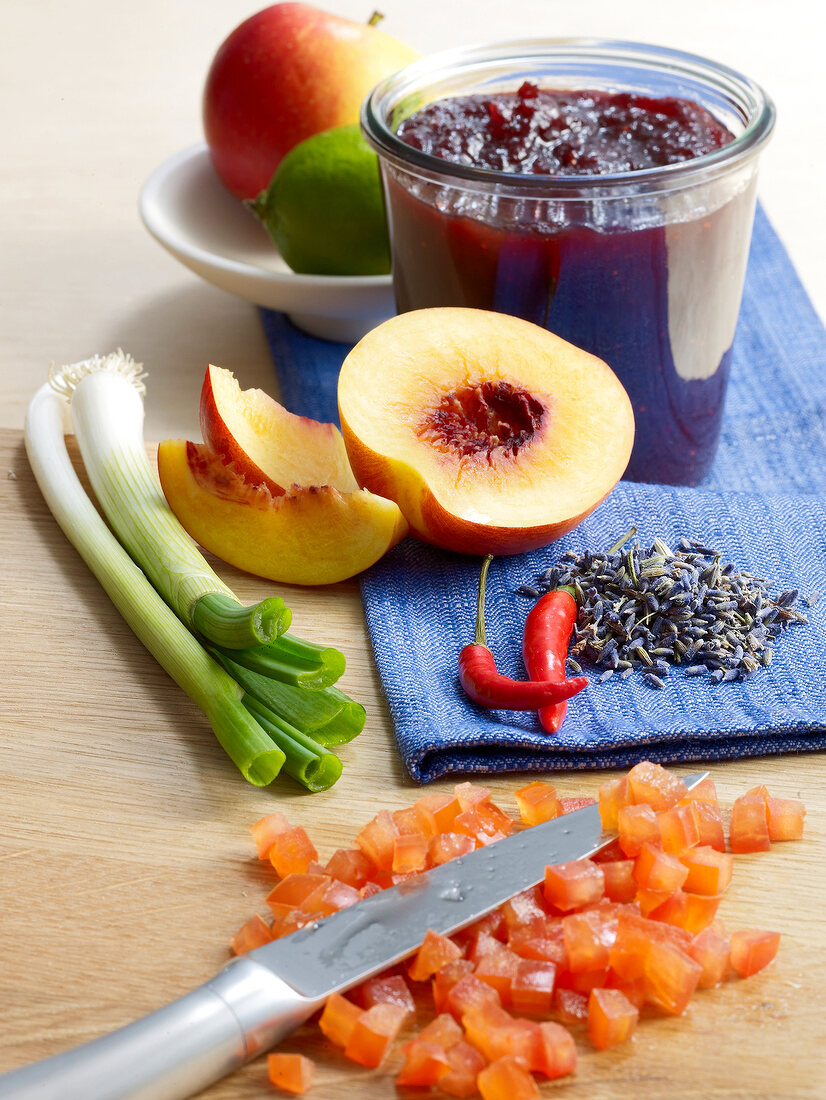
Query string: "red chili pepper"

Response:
xmin=523 ymin=586 xmax=579 ymax=733
xmin=458 ymin=556 xmax=587 ymax=711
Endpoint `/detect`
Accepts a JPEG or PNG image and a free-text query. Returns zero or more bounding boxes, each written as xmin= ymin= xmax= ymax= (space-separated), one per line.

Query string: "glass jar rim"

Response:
xmin=362 ymin=37 xmax=776 ymax=191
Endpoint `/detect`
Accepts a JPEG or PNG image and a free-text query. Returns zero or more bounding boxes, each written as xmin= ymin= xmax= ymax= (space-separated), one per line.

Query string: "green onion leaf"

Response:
xmin=243 ymin=696 xmax=343 ymax=792
xmin=216 ymin=652 xmax=365 ymax=745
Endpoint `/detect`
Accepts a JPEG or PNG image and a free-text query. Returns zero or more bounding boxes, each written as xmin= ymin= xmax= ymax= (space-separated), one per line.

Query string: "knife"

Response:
xmin=0 ymin=771 xmax=708 ymax=1100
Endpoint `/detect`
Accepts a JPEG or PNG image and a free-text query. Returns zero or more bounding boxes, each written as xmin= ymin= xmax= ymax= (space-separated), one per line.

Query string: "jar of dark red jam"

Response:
xmin=362 ymin=41 xmax=775 ymax=485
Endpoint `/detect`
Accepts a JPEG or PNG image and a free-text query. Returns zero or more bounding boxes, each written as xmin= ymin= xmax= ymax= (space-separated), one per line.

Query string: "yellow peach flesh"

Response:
xmin=337 ymin=308 xmax=635 ymax=555
xmin=157 ymin=439 xmax=408 ymax=586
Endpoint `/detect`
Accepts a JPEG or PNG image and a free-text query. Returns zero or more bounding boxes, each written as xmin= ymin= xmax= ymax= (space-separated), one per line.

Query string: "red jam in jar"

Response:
xmin=380 ymin=81 xmax=757 ymax=486
xmin=396 ymin=82 xmax=734 ymax=176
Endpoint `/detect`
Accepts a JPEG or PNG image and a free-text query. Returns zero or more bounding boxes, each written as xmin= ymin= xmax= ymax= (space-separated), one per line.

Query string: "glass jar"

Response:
xmin=362 ymin=40 xmax=775 ymax=485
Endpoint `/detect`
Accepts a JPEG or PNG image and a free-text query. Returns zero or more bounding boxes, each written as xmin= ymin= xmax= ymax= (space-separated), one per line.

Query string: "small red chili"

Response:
xmin=523 ymin=586 xmax=579 ymax=733
xmin=458 ymin=555 xmax=587 ymax=711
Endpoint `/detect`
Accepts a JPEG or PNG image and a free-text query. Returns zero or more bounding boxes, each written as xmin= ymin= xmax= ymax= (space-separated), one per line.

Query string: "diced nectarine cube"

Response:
xmin=418 ymin=1011 xmax=464 ymax=1049
xmin=657 ymin=801 xmax=701 ymax=854
xmin=474 ymin=947 xmax=521 ymax=1003
xmin=562 ymin=905 xmax=618 ymax=973
xmin=729 ymin=790 xmax=771 ymax=853
xmin=230 ymin=912 xmax=272 ymax=955
xmin=543 ymin=859 xmax=604 ymax=912
xmin=463 ymin=1003 xmax=539 ymax=1067
xmin=431 ymin=960 xmax=475 ymax=1014
xmin=626 ymin=761 xmax=688 ymax=812
xmin=552 ymin=987 xmax=588 ymax=1024
xmin=609 ymin=909 xmax=692 ymax=981
xmin=268 ymin=826 xmax=318 ymax=878
xmin=344 ymin=1002 xmax=409 ymax=1067
xmin=587 ymin=987 xmax=638 ymax=1050
xmin=499 ymin=887 xmax=546 ymax=930
xmin=663 ymin=887 xmax=728 ymax=932
xmin=249 ymin=812 xmax=291 ymax=859
xmin=597 ymin=775 xmax=630 ymax=830
xmin=617 ymin=803 xmax=661 ymax=856
xmin=766 ymin=796 xmax=806 ymax=841
xmin=267 ymin=1052 xmax=314 ymax=1095
xmin=396 ymin=1039 xmax=451 ymax=1087
xmin=454 ymin=781 xmax=492 ymax=811
xmin=355 ymin=972 xmax=416 ymax=1015
xmin=478 ymin=1055 xmax=540 ymax=1100
xmin=682 ymin=776 xmax=719 ymax=805
xmin=429 ymin=831 xmax=476 ymax=866
xmin=633 ymin=841 xmax=689 ymax=894
xmin=508 ymin=916 xmax=566 ymax=964
xmin=393 ymin=805 xmax=425 ymax=835
xmin=266 ymin=872 xmax=330 ymax=912
xmin=600 ymin=859 xmax=637 ymax=903
xmin=514 ymin=781 xmax=562 ymax=826
xmin=409 ymin=929 xmax=464 ymax=982
xmin=511 ymin=959 xmax=557 ymax=1016
xmin=318 ymin=992 xmax=363 ymax=1049
xmin=440 ymin=1040 xmax=488 ymax=1098
xmin=730 ymin=929 xmax=781 ymax=978
xmin=445 ymin=972 xmax=501 ymax=1020
xmin=415 ymin=792 xmax=462 ymax=835
xmin=532 ymin=1020 xmax=577 ymax=1079
xmin=642 ymin=938 xmax=702 ymax=1015
xmin=454 ymin=802 xmax=515 ymax=846
xmin=689 ymin=925 xmax=731 ymax=988
xmin=356 ymin=809 xmax=400 ymax=871
xmin=392 ymin=832 xmax=430 ymax=874
xmin=324 ymin=847 xmax=375 ymax=889
xmin=679 ymin=845 xmax=733 ymax=895
xmin=692 ymin=799 xmax=727 ymax=851
xmin=635 ymin=889 xmax=672 ymax=917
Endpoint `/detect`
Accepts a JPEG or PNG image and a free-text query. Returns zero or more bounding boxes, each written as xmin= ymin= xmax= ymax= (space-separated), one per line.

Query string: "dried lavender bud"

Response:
xmin=519 ymin=531 xmax=807 ymax=688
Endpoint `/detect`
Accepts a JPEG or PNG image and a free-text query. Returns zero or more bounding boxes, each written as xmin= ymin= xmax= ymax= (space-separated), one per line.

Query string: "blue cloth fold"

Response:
xmin=260 ymin=205 xmax=826 ymax=781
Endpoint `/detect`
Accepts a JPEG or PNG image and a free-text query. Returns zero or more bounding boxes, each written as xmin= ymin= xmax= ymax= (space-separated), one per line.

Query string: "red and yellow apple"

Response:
xmin=337 ymin=307 xmax=635 ymax=556
xmin=203 ymin=3 xmax=419 ymax=200
xmin=158 ymin=366 xmax=408 ymax=585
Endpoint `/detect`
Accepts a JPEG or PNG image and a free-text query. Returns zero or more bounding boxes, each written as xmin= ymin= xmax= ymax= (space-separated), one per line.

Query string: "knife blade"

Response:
xmin=0 ymin=771 xmax=708 ymax=1100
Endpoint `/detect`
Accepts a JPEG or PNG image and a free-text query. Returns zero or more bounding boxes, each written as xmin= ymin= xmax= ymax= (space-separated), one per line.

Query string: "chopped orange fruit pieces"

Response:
xmin=267 ymin=1052 xmax=314 ymax=1095
xmin=231 ymin=770 xmax=802 ymax=1096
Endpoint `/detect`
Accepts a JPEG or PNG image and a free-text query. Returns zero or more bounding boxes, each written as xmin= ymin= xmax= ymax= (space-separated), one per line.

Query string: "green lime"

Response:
xmin=250 ymin=123 xmax=391 ymax=277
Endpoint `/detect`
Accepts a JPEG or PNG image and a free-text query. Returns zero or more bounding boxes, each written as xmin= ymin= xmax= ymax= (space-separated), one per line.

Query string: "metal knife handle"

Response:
xmin=0 ymin=957 xmax=323 ymax=1100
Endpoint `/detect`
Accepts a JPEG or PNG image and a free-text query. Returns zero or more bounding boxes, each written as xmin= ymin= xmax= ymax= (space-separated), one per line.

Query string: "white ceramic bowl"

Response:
xmin=138 ymin=144 xmax=396 ymax=343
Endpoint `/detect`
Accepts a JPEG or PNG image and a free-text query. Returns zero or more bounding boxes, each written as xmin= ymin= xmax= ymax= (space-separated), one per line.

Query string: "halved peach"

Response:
xmin=157 ymin=439 xmax=407 ymax=585
xmin=200 ymin=364 xmax=359 ymax=496
xmin=337 ymin=308 xmax=635 ymax=556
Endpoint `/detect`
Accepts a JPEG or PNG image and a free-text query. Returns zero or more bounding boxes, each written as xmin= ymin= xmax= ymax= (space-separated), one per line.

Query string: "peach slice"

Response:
xmin=337 ymin=308 xmax=635 ymax=556
xmin=157 ymin=439 xmax=408 ymax=586
xmin=200 ymin=364 xmax=359 ymax=496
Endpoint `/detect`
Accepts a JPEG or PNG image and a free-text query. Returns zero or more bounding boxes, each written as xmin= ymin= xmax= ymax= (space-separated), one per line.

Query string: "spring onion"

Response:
xmin=24 ymin=350 xmax=367 ymax=792
xmin=24 ymin=380 xmax=286 ymax=786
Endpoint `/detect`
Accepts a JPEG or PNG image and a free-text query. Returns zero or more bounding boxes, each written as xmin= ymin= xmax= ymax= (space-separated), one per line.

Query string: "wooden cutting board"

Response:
xmin=1 ymin=425 xmax=824 ymax=1098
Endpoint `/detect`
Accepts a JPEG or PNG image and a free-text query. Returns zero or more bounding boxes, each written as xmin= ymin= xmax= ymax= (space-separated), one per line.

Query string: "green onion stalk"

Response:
xmin=24 ymin=351 xmax=365 ymax=791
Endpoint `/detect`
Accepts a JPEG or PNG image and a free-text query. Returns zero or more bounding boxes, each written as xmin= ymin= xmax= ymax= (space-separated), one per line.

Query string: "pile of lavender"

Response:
xmin=518 ymin=530 xmax=813 ymax=689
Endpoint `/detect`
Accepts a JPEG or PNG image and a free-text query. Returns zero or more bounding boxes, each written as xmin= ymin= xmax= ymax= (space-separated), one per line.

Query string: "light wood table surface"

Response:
xmin=1 ymin=2 xmax=824 ymax=1098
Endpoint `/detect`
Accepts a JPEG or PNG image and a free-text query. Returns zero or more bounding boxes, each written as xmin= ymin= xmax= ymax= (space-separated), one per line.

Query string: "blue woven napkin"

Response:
xmin=259 ymin=205 xmax=826 ymax=781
